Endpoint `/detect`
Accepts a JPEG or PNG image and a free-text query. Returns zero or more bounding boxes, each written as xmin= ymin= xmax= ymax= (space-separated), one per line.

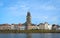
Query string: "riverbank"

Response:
xmin=0 ymin=30 xmax=60 ymax=33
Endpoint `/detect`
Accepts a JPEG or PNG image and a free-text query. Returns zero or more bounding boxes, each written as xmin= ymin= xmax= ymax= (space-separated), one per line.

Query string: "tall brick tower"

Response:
xmin=25 ymin=11 xmax=31 ymax=30
xmin=26 ymin=11 xmax=31 ymax=24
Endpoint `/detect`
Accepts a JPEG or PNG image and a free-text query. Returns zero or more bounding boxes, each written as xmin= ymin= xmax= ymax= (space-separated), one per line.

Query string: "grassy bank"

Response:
xmin=0 ymin=30 xmax=60 ymax=33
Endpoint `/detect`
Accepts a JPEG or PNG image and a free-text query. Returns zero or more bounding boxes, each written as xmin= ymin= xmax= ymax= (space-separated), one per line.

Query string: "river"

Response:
xmin=0 ymin=33 xmax=60 ymax=38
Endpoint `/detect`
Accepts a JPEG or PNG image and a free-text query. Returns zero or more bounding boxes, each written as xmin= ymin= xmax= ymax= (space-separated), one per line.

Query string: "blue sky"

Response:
xmin=0 ymin=0 xmax=60 ymax=25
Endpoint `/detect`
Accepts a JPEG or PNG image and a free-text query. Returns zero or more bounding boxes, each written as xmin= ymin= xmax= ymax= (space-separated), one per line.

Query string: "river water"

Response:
xmin=0 ymin=33 xmax=60 ymax=38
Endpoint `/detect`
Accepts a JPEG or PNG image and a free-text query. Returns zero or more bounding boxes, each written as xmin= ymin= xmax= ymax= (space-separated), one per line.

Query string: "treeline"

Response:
xmin=0 ymin=30 xmax=60 ymax=33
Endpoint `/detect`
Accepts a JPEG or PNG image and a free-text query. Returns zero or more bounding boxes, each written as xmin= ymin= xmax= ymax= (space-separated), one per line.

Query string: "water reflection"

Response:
xmin=0 ymin=33 xmax=27 ymax=38
xmin=40 ymin=33 xmax=52 ymax=38
xmin=26 ymin=33 xmax=60 ymax=38
xmin=0 ymin=33 xmax=60 ymax=38
xmin=26 ymin=33 xmax=31 ymax=38
xmin=26 ymin=33 xmax=52 ymax=38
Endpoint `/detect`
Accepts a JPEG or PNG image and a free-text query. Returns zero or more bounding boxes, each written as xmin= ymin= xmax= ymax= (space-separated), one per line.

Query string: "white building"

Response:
xmin=48 ymin=25 xmax=52 ymax=30
xmin=11 ymin=24 xmax=18 ymax=30
xmin=11 ymin=24 xmax=14 ymax=30
xmin=19 ymin=26 xmax=25 ymax=30
xmin=38 ymin=22 xmax=50 ymax=30
xmin=31 ymin=26 xmax=39 ymax=30
xmin=44 ymin=22 xmax=49 ymax=29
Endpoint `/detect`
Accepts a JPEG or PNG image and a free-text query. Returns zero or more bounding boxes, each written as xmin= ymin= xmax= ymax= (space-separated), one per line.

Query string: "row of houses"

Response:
xmin=38 ymin=22 xmax=52 ymax=30
xmin=0 ymin=22 xmax=60 ymax=30
xmin=0 ymin=23 xmax=25 ymax=30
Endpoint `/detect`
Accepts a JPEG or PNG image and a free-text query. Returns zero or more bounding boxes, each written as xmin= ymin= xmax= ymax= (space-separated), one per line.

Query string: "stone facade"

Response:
xmin=0 ymin=24 xmax=11 ymax=30
xmin=39 ymin=23 xmax=45 ymax=29
xmin=38 ymin=22 xmax=49 ymax=30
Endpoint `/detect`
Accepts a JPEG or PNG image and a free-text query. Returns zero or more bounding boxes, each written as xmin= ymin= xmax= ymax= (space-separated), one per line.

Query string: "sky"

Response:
xmin=0 ymin=0 xmax=60 ymax=25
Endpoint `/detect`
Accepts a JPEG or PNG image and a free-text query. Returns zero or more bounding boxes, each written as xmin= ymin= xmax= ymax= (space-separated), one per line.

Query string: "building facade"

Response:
xmin=38 ymin=22 xmax=49 ymax=30
xmin=0 ymin=24 xmax=11 ymax=30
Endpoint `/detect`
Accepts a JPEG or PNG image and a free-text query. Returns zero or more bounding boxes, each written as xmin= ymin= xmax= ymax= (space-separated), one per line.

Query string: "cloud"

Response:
xmin=32 ymin=15 xmax=48 ymax=19
xmin=20 ymin=5 xmax=30 ymax=10
xmin=50 ymin=16 xmax=58 ymax=21
xmin=7 ymin=6 xmax=18 ymax=11
xmin=43 ymin=16 xmax=58 ymax=22
xmin=30 ymin=4 xmax=56 ymax=11
xmin=40 ymin=5 xmax=56 ymax=10
xmin=3 ymin=5 xmax=28 ymax=17
xmin=43 ymin=16 xmax=48 ymax=19
xmin=29 ymin=0 xmax=57 ymax=11
xmin=3 ymin=6 xmax=19 ymax=17
xmin=32 ymin=15 xmax=59 ymax=24
xmin=3 ymin=1 xmax=30 ymax=16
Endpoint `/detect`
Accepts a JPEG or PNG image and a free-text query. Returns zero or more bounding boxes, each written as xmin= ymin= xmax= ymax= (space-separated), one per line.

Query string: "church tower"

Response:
xmin=25 ymin=11 xmax=32 ymax=30
xmin=26 ymin=11 xmax=31 ymax=24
